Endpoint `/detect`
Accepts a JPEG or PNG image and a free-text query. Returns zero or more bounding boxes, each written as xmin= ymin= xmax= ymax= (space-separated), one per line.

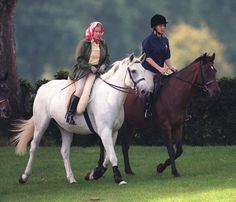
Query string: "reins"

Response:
xmin=172 ymin=60 xmax=217 ymax=92
xmin=98 ymin=67 xmax=145 ymax=95
xmin=0 ymin=99 xmax=8 ymax=104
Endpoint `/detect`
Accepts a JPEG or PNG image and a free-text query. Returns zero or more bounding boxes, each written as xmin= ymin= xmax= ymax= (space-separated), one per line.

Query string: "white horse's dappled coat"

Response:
xmin=12 ymin=54 xmax=150 ymax=185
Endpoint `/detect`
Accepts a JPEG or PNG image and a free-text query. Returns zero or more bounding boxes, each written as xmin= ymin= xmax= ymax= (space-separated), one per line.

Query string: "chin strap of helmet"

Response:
xmin=154 ymin=29 xmax=163 ymax=37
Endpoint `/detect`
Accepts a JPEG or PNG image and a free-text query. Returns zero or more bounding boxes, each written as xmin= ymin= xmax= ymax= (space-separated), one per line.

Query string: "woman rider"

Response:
xmin=65 ymin=21 xmax=110 ymax=125
xmin=142 ymin=14 xmax=177 ymax=119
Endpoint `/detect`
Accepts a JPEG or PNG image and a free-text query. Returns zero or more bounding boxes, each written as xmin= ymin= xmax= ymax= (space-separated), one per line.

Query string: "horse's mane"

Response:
xmin=101 ymin=60 xmax=124 ymax=80
xmin=153 ymin=53 xmax=212 ymax=97
xmin=101 ymin=56 xmax=141 ymax=80
xmin=170 ymin=53 xmax=211 ymax=77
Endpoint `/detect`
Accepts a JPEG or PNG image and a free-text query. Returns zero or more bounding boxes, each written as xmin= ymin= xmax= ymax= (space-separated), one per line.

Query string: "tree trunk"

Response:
xmin=0 ymin=0 xmax=22 ymax=145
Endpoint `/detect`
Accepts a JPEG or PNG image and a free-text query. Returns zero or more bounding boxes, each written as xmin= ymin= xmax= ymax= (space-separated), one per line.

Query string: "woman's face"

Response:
xmin=93 ymin=25 xmax=103 ymax=41
xmin=155 ymin=24 xmax=166 ymax=35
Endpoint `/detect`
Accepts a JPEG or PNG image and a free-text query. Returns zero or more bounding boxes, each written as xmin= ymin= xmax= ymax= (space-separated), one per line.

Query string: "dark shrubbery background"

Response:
xmin=20 ymin=72 xmax=236 ymax=146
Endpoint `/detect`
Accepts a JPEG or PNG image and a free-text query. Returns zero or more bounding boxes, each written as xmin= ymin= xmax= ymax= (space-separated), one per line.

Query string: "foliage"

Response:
xmin=1 ymin=146 xmax=236 ymax=202
xmin=19 ymin=79 xmax=34 ymax=118
xmin=169 ymin=23 xmax=232 ymax=77
xmin=18 ymin=75 xmax=236 ymax=146
xmin=184 ymin=77 xmax=236 ymax=145
xmin=54 ymin=70 xmax=69 ymax=80
xmin=15 ymin=0 xmax=236 ymax=81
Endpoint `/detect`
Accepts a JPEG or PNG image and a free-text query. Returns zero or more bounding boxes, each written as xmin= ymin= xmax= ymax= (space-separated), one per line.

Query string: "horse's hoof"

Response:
xmin=19 ymin=174 xmax=28 ymax=184
xmin=67 ymin=174 xmax=77 ymax=184
xmin=156 ymin=163 xmax=165 ymax=173
xmin=69 ymin=180 xmax=77 ymax=184
xmin=125 ymin=170 xmax=135 ymax=175
xmin=119 ymin=181 xmax=127 ymax=185
xmin=85 ymin=170 xmax=94 ymax=181
xmin=173 ymin=172 xmax=181 ymax=177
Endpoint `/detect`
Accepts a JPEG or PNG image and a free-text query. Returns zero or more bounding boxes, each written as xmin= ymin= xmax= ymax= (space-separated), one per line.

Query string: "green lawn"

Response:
xmin=0 ymin=146 xmax=235 ymax=202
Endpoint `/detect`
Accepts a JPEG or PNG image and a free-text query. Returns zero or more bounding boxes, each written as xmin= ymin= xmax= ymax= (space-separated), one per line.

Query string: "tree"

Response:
xmin=0 ymin=0 xmax=22 ymax=144
xmin=168 ymin=23 xmax=232 ymax=78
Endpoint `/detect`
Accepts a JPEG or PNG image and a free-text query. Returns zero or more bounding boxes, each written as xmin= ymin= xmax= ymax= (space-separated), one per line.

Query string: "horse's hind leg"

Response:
xmin=120 ymin=122 xmax=136 ymax=175
xmin=59 ymin=127 xmax=76 ymax=184
xmin=19 ymin=116 xmax=50 ymax=184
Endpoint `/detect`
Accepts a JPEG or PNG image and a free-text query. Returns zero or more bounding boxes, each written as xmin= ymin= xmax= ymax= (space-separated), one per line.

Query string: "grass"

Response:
xmin=0 ymin=146 xmax=235 ymax=202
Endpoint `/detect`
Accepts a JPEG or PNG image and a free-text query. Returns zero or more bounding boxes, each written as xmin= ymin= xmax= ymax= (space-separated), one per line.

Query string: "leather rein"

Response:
xmin=98 ymin=65 xmax=145 ymax=94
xmin=173 ymin=61 xmax=217 ymax=92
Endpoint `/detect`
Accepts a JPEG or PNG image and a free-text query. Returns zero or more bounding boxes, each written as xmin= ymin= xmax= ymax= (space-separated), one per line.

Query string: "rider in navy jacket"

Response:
xmin=142 ymin=14 xmax=177 ymax=119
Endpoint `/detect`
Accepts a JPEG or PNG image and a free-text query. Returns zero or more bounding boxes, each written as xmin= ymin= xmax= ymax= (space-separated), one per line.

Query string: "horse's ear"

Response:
xmin=211 ymin=53 xmax=215 ymax=61
xmin=203 ymin=52 xmax=207 ymax=57
xmin=139 ymin=53 xmax=146 ymax=63
xmin=129 ymin=53 xmax=134 ymax=62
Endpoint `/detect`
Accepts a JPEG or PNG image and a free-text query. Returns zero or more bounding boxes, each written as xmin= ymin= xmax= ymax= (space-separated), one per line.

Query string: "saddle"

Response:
xmin=153 ymin=73 xmax=174 ymax=99
xmin=65 ymin=74 xmax=96 ymax=114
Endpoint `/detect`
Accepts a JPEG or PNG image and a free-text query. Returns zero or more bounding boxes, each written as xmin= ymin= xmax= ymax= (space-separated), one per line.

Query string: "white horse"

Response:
xmin=12 ymin=54 xmax=150 ymax=185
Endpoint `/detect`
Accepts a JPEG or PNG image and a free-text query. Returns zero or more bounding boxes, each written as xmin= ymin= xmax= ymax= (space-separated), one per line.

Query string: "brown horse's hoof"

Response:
xmin=173 ymin=171 xmax=181 ymax=177
xmin=156 ymin=163 xmax=165 ymax=173
xmin=125 ymin=169 xmax=135 ymax=175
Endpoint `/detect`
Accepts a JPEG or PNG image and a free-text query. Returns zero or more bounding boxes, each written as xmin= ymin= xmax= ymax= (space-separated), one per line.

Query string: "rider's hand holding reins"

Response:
xmin=91 ymin=66 xmax=98 ymax=74
xmin=98 ymin=64 xmax=106 ymax=74
xmin=170 ymin=67 xmax=178 ymax=72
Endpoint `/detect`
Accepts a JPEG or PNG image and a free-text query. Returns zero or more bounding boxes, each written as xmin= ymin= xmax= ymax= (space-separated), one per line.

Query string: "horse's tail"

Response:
xmin=11 ymin=117 xmax=34 ymax=156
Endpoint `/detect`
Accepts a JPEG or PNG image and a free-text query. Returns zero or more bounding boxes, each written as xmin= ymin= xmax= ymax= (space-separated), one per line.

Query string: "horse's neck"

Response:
xmin=101 ymin=64 xmax=128 ymax=105
xmin=167 ymin=62 xmax=200 ymax=106
xmin=107 ymin=64 xmax=127 ymax=85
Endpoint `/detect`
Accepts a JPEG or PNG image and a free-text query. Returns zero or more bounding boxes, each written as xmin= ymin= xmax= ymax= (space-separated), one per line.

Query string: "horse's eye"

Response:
xmin=131 ymin=69 xmax=136 ymax=74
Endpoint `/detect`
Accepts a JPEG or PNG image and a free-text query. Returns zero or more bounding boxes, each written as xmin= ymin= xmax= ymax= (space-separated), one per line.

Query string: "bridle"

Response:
xmin=98 ymin=62 xmax=145 ymax=94
xmin=0 ymin=98 xmax=8 ymax=104
xmin=173 ymin=60 xmax=217 ymax=92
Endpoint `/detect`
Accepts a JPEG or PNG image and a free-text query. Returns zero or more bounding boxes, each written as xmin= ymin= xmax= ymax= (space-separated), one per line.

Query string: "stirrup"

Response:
xmin=185 ymin=114 xmax=192 ymax=122
xmin=144 ymin=110 xmax=152 ymax=120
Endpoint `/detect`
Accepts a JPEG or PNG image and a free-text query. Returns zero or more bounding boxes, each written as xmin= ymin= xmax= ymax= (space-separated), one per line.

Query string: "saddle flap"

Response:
xmin=65 ymin=74 xmax=96 ymax=114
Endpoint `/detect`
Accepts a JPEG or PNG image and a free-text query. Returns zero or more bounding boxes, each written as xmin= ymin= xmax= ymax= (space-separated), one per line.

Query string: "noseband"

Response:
xmin=199 ymin=64 xmax=217 ymax=92
xmin=127 ymin=66 xmax=145 ymax=88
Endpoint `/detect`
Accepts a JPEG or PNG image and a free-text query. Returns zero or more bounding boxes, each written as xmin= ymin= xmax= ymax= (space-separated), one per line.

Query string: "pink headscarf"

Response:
xmin=85 ymin=21 xmax=105 ymax=42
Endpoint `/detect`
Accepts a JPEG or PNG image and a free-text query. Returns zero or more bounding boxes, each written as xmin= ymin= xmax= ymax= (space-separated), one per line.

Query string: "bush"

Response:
xmin=19 ymin=76 xmax=236 ymax=146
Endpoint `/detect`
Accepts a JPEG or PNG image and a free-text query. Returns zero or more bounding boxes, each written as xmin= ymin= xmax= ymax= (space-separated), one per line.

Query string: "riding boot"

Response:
xmin=144 ymin=93 xmax=153 ymax=120
xmin=65 ymin=95 xmax=80 ymax=125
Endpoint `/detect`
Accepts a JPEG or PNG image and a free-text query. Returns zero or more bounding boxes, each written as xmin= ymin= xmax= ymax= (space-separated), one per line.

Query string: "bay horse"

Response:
xmin=0 ymin=72 xmax=10 ymax=119
xmin=11 ymin=54 xmax=150 ymax=185
xmin=96 ymin=53 xmax=221 ymax=177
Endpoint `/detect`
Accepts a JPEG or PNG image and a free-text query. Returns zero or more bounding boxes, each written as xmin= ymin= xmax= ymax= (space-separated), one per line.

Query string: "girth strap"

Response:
xmin=83 ymin=109 xmax=98 ymax=135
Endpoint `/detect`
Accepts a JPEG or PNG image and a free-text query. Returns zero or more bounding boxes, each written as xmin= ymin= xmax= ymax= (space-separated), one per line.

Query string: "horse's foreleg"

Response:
xmin=59 ymin=128 xmax=76 ymax=184
xmin=100 ymin=128 xmax=126 ymax=184
xmin=157 ymin=127 xmax=183 ymax=177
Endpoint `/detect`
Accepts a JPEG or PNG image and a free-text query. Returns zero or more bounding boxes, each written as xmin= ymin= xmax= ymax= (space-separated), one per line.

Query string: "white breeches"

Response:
xmin=74 ymin=75 xmax=88 ymax=97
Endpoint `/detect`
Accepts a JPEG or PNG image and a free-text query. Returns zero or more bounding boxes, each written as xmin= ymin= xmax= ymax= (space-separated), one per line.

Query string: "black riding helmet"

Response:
xmin=151 ymin=14 xmax=168 ymax=28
